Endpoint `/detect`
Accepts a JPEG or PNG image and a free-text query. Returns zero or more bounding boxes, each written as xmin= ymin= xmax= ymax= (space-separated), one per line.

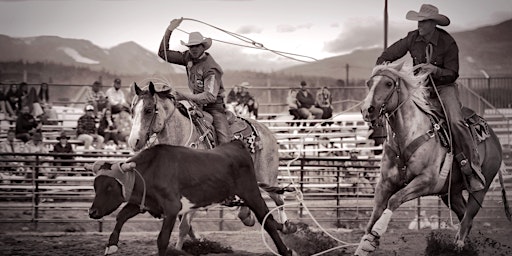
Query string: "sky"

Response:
xmin=1 ymin=0 xmax=511 ymax=72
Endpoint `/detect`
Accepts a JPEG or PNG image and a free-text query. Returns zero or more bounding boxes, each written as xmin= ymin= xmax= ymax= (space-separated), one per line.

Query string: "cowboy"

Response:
xmin=375 ymin=4 xmax=485 ymax=192
xmin=158 ymin=18 xmax=233 ymax=145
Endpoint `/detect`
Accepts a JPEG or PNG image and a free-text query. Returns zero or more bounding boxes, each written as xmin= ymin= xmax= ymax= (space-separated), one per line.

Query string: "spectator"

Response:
xmin=0 ymin=129 xmax=24 ymax=172
xmin=52 ymin=131 xmax=75 ymax=168
xmin=296 ymin=81 xmax=323 ymax=120
xmin=226 ymin=85 xmax=240 ymax=104
xmin=39 ymin=103 xmax=59 ymax=125
xmin=114 ymin=110 xmax=132 ymax=147
xmin=85 ymin=81 xmax=108 ymax=115
xmin=37 ymin=82 xmax=50 ymax=105
xmin=6 ymin=83 xmax=22 ymax=115
xmin=76 ymin=104 xmax=104 ymax=150
xmin=0 ymin=83 xmax=15 ymax=117
xmin=15 ymin=105 xmax=41 ymax=143
xmin=24 ymin=132 xmax=51 ymax=177
xmin=28 ymin=86 xmax=44 ymax=118
xmin=286 ymin=89 xmax=301 ymax=125
xmin=238 ymin=82 xmax=259 ymax=119
xmin=105 ymin=78 xmax=130 ymax=114
xmin=316 ymin=86 xmax=333 ymax=119
xmin=98 ymin=108 xmax=119 ymax=146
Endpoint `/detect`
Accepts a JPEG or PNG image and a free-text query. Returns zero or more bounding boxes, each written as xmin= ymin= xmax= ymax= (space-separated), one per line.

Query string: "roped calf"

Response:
xmin=87 ymin=139 xmax=293 ymax=256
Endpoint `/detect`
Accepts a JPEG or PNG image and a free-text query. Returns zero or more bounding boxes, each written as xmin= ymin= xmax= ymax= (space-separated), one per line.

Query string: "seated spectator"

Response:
xmin=296 ymin=81 xmax=323 ymax=120
xmin=28 ymin=86 xmax=44 ymax=118
xmin=226 ymin=85 xmax=241 ymax=104
xmin=37 ymin=82 xmax=50 ymax=105
xmin=106 ymin=78 xmax=130 ymax=114
xmin=85 ymin=81 xmax=108 ymax=115
xmin=52 ymin=131 xmax=75 ymax=168
xmin=39 ymin=103 xmax=59 ymax=125
xmin=6 ymin=83 xmax=22 ymax=115
xmin=76 ymin=104 xmax=104 ymax=150
xmin=238 ymin=82 xmax=259 ymax=119
xmin=98 ymin=108 xmax=119 ymax=146
xmin=24 ymin=132 xmax=51 ymax=177
xmin=0 ymin=83 xmax=15 ymax=118
xmin=15 ymin=105 xmax=41 ymax=143
xmin=114 ymin=110 xmax=132 ymax=147
xmin=316 ymin=86 xmax=333 ymax=119
xmin=0 ymin=129 xmax=24 ymax=172
xmin=286 ymin=89 xmax=301 ymax=125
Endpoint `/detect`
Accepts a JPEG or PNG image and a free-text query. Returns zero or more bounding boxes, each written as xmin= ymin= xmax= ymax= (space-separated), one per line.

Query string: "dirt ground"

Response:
xmin=1 ymin=222 xmax=512 ymax=256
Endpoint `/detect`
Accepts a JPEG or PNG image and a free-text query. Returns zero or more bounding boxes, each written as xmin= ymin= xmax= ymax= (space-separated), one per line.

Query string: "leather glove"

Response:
xmin=167 ymin=18 xmax=183 ymax=31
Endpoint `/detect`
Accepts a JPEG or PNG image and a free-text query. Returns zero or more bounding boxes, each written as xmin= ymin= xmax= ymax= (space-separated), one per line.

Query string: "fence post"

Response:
xmin=416 ymin=197 xmax=421 ymax=230
xmin=336 ymin=167 xmax=341 ymax=227
xmin=299 ymin=157 xmax=305 ymax=218
xmin=219 ymin=207 xmax=224 ymax=231
xmin=33 ymin=155 xmax=40 ymax=230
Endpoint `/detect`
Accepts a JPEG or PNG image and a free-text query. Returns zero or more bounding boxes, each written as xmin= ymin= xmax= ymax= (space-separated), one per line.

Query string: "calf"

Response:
xmin=87 ymin=139 xmax=293 ymax=256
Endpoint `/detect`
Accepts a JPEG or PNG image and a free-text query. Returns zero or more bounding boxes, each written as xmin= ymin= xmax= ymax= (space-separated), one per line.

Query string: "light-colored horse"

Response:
xmin=355 ymin=63 xmax=510 ymax=255
xmin=126 ymin=82 xmax=294 ymax=251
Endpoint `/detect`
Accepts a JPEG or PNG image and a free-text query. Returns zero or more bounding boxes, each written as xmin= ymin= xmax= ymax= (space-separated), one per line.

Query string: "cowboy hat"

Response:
xmin=239 ymin=82 xmax=251 ymax=88
xmin=406 ymin=4 xmax=450 ymax=26
xmin=180 ymin=32 xmax=212 ymax=50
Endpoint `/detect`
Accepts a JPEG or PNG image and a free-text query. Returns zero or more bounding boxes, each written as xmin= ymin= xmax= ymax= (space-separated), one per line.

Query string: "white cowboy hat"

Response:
xmin=406 ymin=4 xmax=450 ymax=26
xmin=239 ymin=82 xmax=251 ymax=88
xmin=180 ymin=32 xmax=212 ymax=50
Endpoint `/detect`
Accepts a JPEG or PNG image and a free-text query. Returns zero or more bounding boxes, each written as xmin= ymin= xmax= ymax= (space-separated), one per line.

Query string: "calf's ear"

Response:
xmin=84 ymin=160 xmax=107 ymax=174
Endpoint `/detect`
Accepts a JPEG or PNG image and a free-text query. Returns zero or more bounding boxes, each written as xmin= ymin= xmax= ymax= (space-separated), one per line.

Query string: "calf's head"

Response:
xmin=86 ymin=161 xmax=136 ymax=219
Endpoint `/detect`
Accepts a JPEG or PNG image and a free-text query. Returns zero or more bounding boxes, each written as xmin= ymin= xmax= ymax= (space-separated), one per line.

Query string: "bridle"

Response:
xmin=369 ymin=71 xmax=416 ymax=119
xmin=133 ymin=92 xmax=177 ymax=146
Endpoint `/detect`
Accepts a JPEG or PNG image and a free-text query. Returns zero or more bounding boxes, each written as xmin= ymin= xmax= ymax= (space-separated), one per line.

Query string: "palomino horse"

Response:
xmin=355 ymin=63 xmax=510 ymax=255
xmin=126 ymin=82 xmax=294 ymax=250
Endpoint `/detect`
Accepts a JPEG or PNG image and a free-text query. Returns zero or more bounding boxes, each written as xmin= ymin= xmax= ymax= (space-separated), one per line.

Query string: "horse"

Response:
xmin=355 ymin=63 xmax=511 ymax=255
xmin=126 ymin=81 xmax=295 ymax=250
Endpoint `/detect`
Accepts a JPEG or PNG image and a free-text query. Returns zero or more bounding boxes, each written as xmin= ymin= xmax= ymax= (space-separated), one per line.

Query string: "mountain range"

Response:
xmin=0 ymin=19 xmax=511 ymax=82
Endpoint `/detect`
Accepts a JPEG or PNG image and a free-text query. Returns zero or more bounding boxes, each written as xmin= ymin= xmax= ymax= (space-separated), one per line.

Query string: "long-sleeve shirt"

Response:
xmin=376 ymin=28 xmax=459 ymax=86
xmin=158 ymin=30 xmax=225 ymax=106
xmin=76 ymin=115 xmax=97 ymax=135
xmin=296 ymin=90 xmax=316 ymax=109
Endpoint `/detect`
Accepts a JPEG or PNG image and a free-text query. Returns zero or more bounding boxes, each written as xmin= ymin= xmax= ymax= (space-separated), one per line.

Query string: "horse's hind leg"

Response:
xmin=440 ymin=191 xmax=466 ymax=222
xmin=176 ymin=210 xmax=197 ymax=250
xmin=455 ymin=189 xmax=487 ymax=247
xmin=105 ymin=203 xmax=140 ymax=255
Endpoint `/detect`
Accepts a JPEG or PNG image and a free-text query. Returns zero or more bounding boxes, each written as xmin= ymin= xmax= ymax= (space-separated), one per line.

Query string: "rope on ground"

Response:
xmin=260 ymin=100 xmax=365 ymax=255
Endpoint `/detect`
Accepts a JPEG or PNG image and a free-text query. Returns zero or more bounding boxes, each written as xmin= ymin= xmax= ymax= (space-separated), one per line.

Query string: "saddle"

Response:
xmin=177 ymin=100 xmax=260 ymax=153
xmin=432 ymin=106 xmax=491 ymax=149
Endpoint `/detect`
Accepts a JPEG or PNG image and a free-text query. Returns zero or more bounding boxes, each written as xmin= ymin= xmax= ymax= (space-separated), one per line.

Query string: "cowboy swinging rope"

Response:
xmin=160 ymin=18 xmax=363 ymax=255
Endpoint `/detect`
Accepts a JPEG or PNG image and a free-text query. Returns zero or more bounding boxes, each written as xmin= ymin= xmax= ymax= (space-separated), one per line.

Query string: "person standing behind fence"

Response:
xmin=98 ymin=108 xmax=119 ymax=146
xmin=76 ymin=104 xmax=104 ymax=150
xmin=296 ymin=81 xmax=323 ymax=120
xmin=105 ymin=78 xmax=130 ymax=114
xmin=238 ymin=82 xmax=259 ymax=119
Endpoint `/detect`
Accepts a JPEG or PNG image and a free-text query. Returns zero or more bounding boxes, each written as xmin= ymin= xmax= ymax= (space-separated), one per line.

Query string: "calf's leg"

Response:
xmin=105 ymin=203 xmax=140 ymax=255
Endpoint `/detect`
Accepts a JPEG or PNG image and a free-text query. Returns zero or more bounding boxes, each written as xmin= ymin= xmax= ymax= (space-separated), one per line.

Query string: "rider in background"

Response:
xmin=375 ymin=4 xmax=484 ymax=192
xmin=158 ymin=18 xmax=233 ymax=144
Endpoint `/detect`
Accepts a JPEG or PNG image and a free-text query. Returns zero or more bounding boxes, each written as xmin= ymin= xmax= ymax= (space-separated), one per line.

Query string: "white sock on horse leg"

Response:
xmin=372 ymin=209 xmax=393 ymax=236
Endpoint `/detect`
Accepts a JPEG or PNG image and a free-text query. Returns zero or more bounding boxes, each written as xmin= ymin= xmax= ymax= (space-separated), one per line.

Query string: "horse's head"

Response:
xmin=361 ymin=62 xmax=431 ymax=123
xmin=128 ymin=81 xmax=175 ymax=151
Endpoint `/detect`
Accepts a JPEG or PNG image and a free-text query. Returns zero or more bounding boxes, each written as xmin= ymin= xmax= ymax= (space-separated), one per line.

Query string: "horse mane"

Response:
xmin=372 ymin=63 xmax=434 ymax=115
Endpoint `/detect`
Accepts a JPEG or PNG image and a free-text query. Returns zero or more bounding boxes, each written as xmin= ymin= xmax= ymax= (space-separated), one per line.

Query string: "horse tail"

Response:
xmin=258 ymin=182 xmax=295 ymax=194
xmin=498 ymin=162 xmax=511 ymax=221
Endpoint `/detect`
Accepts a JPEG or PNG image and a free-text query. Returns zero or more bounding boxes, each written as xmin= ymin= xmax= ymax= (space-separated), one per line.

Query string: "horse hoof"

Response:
xmin=104 ymin=245 xmax=118 ymax=255
xmin=455 ymin=240 xmax=465 ymax=249
xmin=282 ymin=220 xmax=297 ymax=234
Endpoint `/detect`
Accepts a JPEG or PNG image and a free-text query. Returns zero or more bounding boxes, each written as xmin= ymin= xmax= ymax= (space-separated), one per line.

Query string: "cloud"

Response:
xmin=276 ymin=23 xmax=313 ymax=33
xmin=236 ymin=25 xmax=262 ymax=34
xmin=323 ymin=19 xmax=411 ymax=54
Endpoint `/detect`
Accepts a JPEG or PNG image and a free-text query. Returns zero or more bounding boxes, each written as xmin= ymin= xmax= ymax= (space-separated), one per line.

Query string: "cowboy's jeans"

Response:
xmin=207 ymin=107 xmax=233 ymax=145
xmin=435 ymin=84 xmax=482 ymax=180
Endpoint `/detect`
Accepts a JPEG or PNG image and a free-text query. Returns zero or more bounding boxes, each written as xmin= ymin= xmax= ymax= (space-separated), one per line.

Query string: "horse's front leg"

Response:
xmin=158 ymin=212 xmax=178 ymax=256
xmin=105 ymin=203 xmax=141 ymax=255
xmin=354 ymin=178 xmax=395 ymax=256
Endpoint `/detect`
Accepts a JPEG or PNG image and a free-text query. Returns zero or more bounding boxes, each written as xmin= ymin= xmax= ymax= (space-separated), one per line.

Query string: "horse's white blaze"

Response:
xmin=128 ymin=100 xmax=144 ymax=149
xmin=361 ymin=76 xmax=382 ymax=111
